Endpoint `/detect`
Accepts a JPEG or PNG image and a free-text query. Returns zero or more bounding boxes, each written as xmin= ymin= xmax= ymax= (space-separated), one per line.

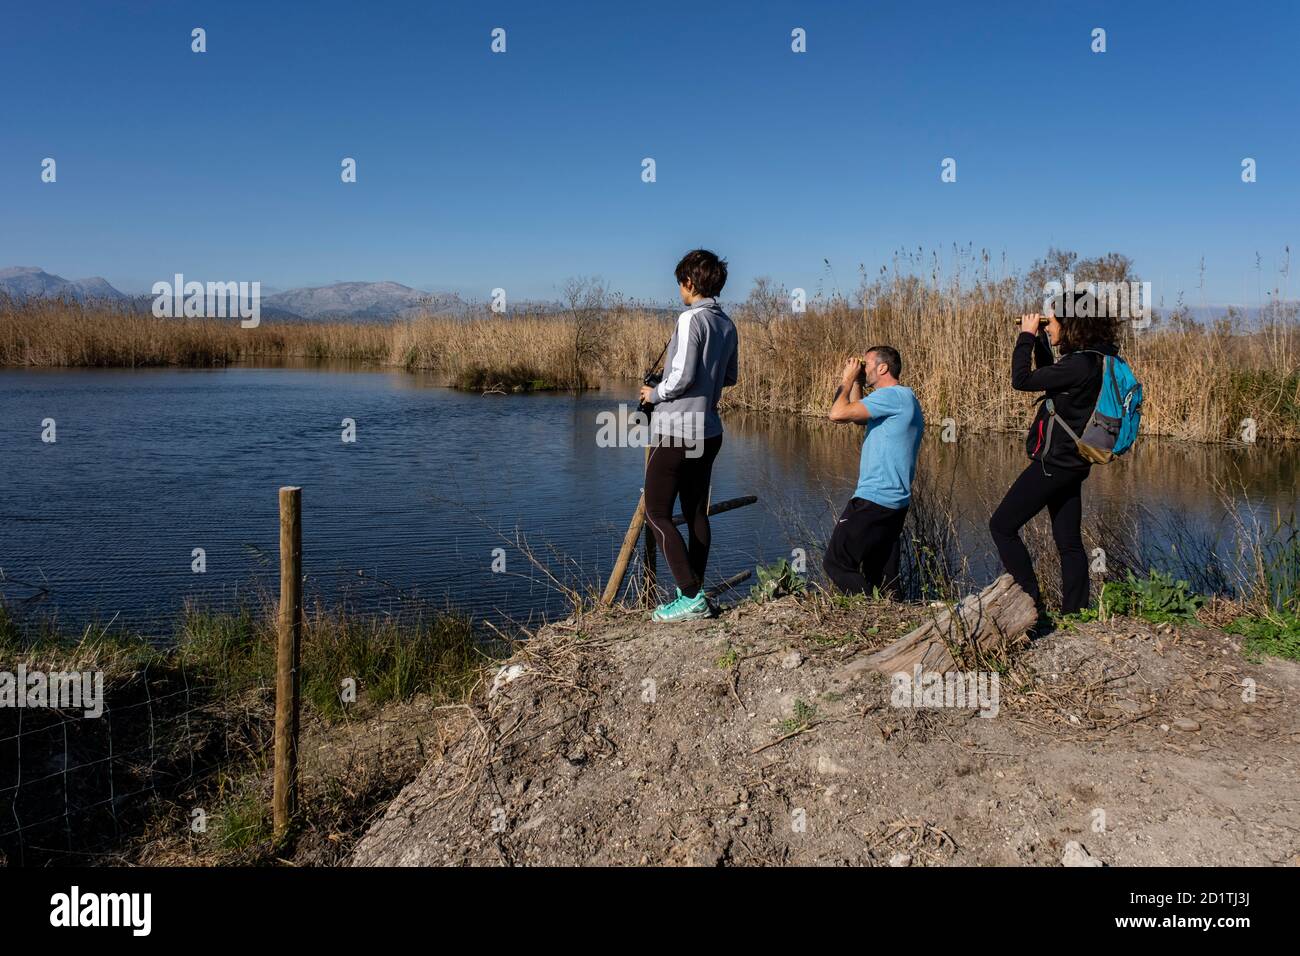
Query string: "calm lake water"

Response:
xmin=2 ymin=365 xmax=1297 ymax=637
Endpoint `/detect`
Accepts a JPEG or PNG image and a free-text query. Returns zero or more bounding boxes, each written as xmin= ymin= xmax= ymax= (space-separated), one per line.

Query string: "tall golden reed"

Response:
xmin=3 ymin=272 xmax=1296 ymax=443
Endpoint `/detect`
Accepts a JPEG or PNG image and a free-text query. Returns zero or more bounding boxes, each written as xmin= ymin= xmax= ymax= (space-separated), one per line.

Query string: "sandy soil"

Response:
xmin=349 ymin=595 xmax=1300 ymax=867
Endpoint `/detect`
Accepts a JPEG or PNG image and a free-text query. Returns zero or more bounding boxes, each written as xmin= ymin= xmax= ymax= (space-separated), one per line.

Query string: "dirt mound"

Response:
xmin=349 ymin=596 xmax=1300 ymax=866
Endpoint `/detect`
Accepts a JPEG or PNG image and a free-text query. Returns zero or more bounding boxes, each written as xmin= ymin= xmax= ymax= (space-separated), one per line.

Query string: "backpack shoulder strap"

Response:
xmin=1044 ymin=397 xmax=1082 ymax=442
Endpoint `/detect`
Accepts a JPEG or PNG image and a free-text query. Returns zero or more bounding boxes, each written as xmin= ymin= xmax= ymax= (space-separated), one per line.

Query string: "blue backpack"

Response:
xmin=1052 ymin=351 xmax=1143 ymax=464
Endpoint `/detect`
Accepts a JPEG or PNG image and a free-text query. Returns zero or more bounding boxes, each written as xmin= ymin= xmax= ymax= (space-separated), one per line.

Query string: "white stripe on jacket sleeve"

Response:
xmin=654 ymin=309 xmax=699 ymax=402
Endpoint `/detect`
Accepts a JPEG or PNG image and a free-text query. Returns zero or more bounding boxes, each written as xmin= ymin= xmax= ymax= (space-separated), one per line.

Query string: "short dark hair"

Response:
xmin=866 ymin=345 xmax=902 ymax=379
xmin=1057 ymin=291 xmax=1121 ymax=354
xmin=675 ymin=249 xmax=728 ymax=298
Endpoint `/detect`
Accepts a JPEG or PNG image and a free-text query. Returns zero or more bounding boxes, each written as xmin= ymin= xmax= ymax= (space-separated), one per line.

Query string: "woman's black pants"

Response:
xmin=643 ymin=435 xmax=723 ymax=599
xmin=989 ymin=461 xmax=1090 ymax=614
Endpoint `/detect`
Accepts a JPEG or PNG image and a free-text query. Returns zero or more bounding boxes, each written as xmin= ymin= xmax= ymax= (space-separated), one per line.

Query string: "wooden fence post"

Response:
xmin=602 ymin=496 xmax=646 ymax=607
xmin=273 ymin=486 xmax=302 ymax=839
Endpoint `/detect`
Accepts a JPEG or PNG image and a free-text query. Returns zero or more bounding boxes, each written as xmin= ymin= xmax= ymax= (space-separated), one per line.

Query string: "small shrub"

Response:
xmin=750 ymin=559 xmax=807 ymax=603
xmin=1099 ymin=570 xmax=1205 ymax=623
xmin=780 ymin=699 xmax=818 ymax=733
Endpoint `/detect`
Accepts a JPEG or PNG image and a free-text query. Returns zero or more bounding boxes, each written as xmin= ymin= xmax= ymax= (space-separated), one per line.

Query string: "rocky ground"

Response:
xmin=348 ymin=594 xmax=1300 ymax=867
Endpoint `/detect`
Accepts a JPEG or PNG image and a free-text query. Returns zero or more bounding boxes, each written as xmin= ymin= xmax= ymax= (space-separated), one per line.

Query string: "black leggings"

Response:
xmin=643 ymin=434 xmax=722 ymax=598
xmin=989 ymin=462 xmax=1090 ymax=614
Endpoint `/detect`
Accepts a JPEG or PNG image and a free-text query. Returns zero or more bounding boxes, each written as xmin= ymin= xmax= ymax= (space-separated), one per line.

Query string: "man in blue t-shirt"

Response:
xmin=824 ymin=345 xmax=925 ymax=597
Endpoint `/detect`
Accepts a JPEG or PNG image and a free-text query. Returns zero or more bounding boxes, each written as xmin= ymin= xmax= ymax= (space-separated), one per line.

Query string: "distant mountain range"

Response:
xmin=263 ymin=281 xmax=463 ymax=320
xmin=0 ymin=266 xmax=133 ymax=303
xmin=0 ymin=267 xmax=468 ymax=321
xmin=4 ymin=266 xmax=1288 ymax=325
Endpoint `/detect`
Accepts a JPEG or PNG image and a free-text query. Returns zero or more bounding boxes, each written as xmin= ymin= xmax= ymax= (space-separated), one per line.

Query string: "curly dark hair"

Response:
xmin=1057 ymin=290 xmax=1121 ymax=354
xmin=675 ymin=249 xmax=728 ymax=298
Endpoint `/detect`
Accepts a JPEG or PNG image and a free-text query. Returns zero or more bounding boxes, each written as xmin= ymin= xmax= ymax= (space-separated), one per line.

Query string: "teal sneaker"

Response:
xmin=652 ymin=589 xmax=712 ymax=623
xmin=651 ymin=588 xmax=683 ymax=621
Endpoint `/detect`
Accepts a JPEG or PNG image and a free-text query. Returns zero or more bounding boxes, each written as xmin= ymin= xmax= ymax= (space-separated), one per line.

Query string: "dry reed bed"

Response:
xmin=3 ymin=285 xmax=1297 ymax=442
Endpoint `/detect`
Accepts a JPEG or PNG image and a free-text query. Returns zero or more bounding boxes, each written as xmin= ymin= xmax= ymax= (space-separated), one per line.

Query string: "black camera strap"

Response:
xmin=647 ymin=338 xmax=670 ymax=377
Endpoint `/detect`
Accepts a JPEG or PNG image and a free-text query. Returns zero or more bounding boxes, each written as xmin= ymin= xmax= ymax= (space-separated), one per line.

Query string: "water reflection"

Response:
xmin=0 ymin=367 xmax=1294 ymax=637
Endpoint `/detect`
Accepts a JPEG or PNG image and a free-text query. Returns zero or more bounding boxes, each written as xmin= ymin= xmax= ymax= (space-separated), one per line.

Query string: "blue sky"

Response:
xmin=2 ymin=0 xmax=1296 ymax=306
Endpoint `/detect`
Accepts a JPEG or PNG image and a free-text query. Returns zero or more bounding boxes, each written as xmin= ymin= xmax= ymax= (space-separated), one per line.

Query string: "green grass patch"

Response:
xmin=1056 ymin=608 xmax=1099 ymax=629
xmin=0 ymin=603 xmax=172 ymax=675
xmin=1226 ymin=613 xmax=1300 ymax=663
xmin=3 ymin=600 xmax=495 ymax=741
xmin=3 ymin=598 xmax=499 ymax=721
xmin=298 ymin=609 xmax=485 ymax=719
xmin=211 ymin=783 xmax=274 ymax=854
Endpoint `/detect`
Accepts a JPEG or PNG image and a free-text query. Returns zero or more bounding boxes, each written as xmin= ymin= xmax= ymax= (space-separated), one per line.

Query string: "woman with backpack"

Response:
xmin=989 ymin=294 xmax=1122 ymax=618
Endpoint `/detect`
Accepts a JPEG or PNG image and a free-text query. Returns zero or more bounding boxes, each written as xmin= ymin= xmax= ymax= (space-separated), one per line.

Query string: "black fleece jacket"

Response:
xmin=1012 ymin=331 xmax=1118 ymax=472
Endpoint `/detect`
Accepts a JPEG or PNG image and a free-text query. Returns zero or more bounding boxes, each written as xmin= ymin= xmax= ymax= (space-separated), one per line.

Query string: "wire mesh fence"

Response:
xmin=0 ymin=578 xmax=522 ymax=867
xmin=0 ymin=655 xmax=263 ymax=866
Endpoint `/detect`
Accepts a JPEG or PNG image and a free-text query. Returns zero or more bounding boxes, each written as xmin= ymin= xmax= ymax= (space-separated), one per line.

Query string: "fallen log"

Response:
xmin=671 ymin=495 xmax=757 ymax=526
xmin=833 ymin=574 xmax=1038 ymax=685
xmin=705 ymin=569 xmax=752 ymax=599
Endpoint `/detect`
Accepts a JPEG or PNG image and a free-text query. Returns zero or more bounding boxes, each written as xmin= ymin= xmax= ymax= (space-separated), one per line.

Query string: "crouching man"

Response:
xmin=823 ymin=346 xmax=924 ymax=598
